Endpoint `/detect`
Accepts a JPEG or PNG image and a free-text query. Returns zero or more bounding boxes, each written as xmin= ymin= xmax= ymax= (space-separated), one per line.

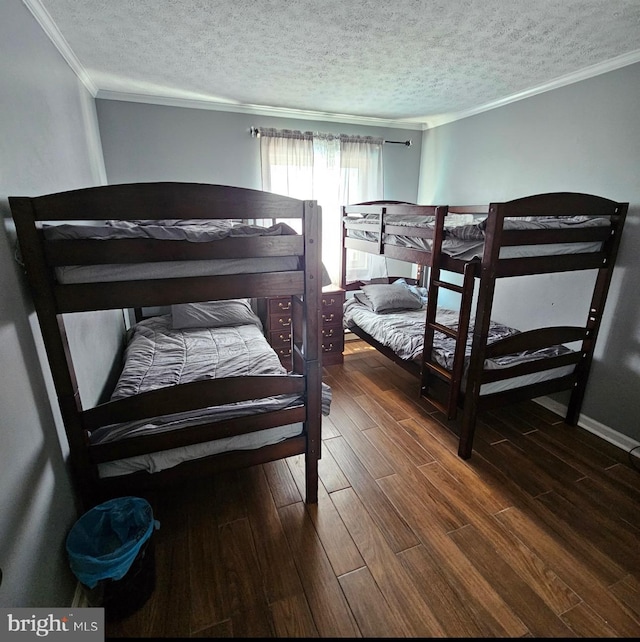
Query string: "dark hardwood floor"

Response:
xmin=105 ymin=339 xmax=640 ymax=638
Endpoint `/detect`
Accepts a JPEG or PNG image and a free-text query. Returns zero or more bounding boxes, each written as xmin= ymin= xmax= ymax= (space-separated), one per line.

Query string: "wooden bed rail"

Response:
xmin=89 ymin=406 xmax=308 ymax=464
xmin=52 ymin=272 xmax=306 ymax=314
xmin=81 ymin=375 xmax=307 ymax=431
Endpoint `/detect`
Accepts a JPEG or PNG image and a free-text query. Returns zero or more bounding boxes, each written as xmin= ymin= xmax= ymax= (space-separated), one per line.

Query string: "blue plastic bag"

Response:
xmin=66 ymin=496 xmax=159 ymax=589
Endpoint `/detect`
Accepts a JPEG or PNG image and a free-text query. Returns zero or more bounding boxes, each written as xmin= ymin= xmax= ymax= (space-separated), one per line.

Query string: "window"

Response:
xmin=258 ymin=128 xmax=383 ymax=286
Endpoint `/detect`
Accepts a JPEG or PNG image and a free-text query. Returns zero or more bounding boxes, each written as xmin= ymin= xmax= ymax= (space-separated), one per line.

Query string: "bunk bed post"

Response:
xmin=340 ymin=205 xmax=348 ymax=291
xmin=458 ymin=203 xmax=504 ymax=459
xmin=302 ymin=200 xmax=323 ymax=503
xmin=566 ymin=202 xmax=628 ymax=424
xmin=10 ymin=197 xmax=98 ymax=511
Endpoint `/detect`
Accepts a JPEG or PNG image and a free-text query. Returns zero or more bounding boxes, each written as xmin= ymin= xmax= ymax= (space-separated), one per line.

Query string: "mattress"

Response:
xmin=43 ymin=218 xmax=302 ymax=283
xmin=94 ymin=313 xmax=331 ymax=477
xmin=344 ymin=213 xmax=610 ymax=260
xmin=343 ymin=298 xmax=575 ymax=395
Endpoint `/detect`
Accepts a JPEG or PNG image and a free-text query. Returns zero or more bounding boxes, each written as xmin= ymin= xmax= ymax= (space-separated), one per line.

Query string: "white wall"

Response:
xmin=96 ymin=101 xmax=425 ymax=287
xmin=418 ymin=63 xmax=640 ymax=444
xmin=95 ymin=100 xmax=424 ymax=200
xmin=0 ymin=1 xmax=116 ymax=607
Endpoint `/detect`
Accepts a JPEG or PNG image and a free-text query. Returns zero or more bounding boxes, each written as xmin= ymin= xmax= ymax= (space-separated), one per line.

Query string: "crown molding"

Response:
xmin=422 ymin=49 xmax=640 ymax=129
xmin=23 ymin=0 xmax=98 ymax=96
xmin=94 ymin=90 xmax=424 ymax=130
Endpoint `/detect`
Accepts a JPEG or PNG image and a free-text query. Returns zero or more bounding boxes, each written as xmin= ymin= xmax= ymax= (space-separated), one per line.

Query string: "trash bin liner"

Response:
xmin=66 ymin=496 xmax=158 ymax=590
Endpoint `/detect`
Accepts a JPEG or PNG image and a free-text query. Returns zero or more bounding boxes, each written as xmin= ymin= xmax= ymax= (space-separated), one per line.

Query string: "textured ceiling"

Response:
xmin=31 ymin=0 xmax=640 ymax=127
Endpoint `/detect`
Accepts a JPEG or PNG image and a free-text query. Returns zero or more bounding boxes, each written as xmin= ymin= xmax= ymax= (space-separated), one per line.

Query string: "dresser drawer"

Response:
xmin=322 ymin=338 xmax=342 ymax=354
xmin=269 ymin=329 xmax=291 ymax=348
xmin=268 ymin=297 xmax=293 ymax=315
xmin=273 ymin=345 xmax=292 ymax=369
xmin=321 ymin=335 xmax=344 ymax=365
xmin=269 ymin=312 xmax=292 ymax=330
xmin=321 ymin=287 xmax=345 ymax=365
xmin=321 ymin=309 xmax=340 ymax=326
xmin=321 ymin=325 xmax=341 ymax=341
xmin=321 ymin=292 xmax=343 ymax=314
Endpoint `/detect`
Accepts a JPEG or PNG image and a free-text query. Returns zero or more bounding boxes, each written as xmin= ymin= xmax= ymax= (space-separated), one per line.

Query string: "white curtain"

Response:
xmin=259 ymin=128 xmax=384 ymax=286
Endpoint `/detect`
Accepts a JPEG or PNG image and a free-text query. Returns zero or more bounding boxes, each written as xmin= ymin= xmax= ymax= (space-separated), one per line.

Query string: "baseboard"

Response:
xmin=534 ymin=397 xmax=640 ymax=454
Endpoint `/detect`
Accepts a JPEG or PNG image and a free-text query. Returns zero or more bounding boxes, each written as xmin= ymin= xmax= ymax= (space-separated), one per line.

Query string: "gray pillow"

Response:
xmin=359 ymin=283 xmax=423 ymax=314
xmin=171 ymin=299 xmax=263 ymax=330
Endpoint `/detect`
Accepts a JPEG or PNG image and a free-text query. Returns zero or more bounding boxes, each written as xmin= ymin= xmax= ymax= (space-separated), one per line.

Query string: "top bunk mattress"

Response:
xmin=344 ymin=213 xmax=611 ymax=260
xmin=42 ymin=218 xmax=302 ymax=283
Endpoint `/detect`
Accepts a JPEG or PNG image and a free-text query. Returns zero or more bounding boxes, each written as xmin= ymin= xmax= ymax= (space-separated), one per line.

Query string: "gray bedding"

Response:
xmin=343 ymin=298 xmax=574 ymax=393
xmin=345 ymin=213 xmax=610 ymax=260
xmin=90 ymin=314 xmax=331 ymax=445
xmin=43 ymin=218 xmax=302 ymax=283
xmin=44 ymin=218 xmax=299 ymax=242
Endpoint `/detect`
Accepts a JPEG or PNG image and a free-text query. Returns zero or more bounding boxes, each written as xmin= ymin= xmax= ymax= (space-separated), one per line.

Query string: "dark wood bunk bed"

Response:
xmin=11 ymin=182 xmax=327 ymax=510
xmin=341 ymin=193 xmax=627 ymax=459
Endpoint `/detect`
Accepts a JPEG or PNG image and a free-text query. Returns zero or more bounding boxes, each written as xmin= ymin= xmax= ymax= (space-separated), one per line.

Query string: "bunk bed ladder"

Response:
xmin=420 ymin=207 xmax=476 ymax=418
xmin=566 ymin=201 xmax=628 ymax=424
xmin=421 ymin=265 xmax=476 ymax=418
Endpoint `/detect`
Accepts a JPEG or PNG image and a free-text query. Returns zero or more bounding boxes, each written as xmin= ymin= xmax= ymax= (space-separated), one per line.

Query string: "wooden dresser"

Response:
xmin=319 ymin=287 xmax=345 ymax=365
xmin=260 ymin=286 xmax=345 ymax=368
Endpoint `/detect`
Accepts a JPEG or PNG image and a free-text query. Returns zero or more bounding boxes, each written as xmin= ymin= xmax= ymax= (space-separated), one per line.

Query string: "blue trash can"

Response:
xmin=66 ymin=496 xmax=160 ymax=620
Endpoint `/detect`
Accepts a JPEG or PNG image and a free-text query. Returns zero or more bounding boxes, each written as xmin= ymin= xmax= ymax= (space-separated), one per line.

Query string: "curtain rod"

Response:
xmin=250 ymin=126 xmax=411 ymax=146
xmin=384 ymin=139 xmax=412 ymax=146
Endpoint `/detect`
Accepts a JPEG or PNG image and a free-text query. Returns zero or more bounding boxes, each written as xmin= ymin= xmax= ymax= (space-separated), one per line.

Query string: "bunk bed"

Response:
xmin=341 ymin=193 xmax=627 ymax=459
xmin=11 ymin=182 xmax=328 ymax=509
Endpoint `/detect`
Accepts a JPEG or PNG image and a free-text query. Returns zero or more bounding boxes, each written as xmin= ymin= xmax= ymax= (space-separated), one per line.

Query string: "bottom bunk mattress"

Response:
xmin=343 ymin=297 xmax=575 ymax=395
xmin=92 ymin=302 xmax=331 ymax=478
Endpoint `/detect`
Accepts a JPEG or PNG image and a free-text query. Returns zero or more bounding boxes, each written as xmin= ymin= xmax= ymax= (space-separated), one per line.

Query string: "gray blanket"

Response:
xmin=343 ymin=299 xmax=571 ymax=372
xmin=90 ymin=314 xmax=331 ymax=444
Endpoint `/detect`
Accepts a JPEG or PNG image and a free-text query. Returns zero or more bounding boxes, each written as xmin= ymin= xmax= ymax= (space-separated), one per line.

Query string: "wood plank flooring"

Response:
xmin=105 ymin=339 xmax=640 ymax=638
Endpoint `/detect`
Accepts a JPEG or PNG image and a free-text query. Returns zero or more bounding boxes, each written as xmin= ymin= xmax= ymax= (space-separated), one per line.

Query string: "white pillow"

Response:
xmin=171 ymin=299 xmax=263 ymax=330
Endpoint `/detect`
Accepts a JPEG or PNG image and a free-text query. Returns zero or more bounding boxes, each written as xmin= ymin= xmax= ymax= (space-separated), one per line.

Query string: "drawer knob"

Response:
xmin=322 ymin=297 xmax=336 ymax=306
xmin=322 ymin=313 xmax=335 ymax=322
xmin=278 ymin=318 xmax=291 ymax=326
xmin=278 ymin=301 xmax=292 ymax=310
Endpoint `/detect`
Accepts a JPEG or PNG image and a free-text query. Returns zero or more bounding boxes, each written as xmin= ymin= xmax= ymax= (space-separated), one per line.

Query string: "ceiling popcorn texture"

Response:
xmin=35 ymin=0 xmax=640 ymax=126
